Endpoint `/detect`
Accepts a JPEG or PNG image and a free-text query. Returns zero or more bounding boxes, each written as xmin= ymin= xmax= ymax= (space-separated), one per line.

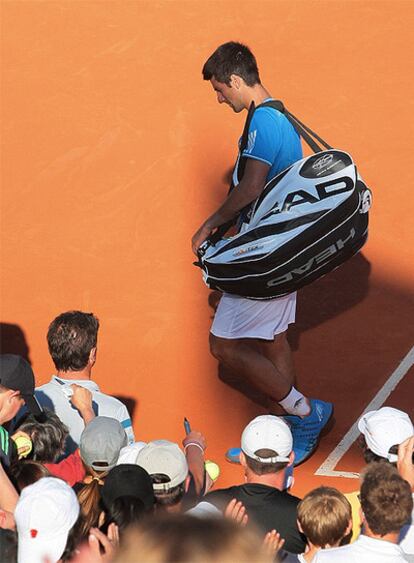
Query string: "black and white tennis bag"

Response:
xmin=195 ymin=101 xmax=372 ymax=300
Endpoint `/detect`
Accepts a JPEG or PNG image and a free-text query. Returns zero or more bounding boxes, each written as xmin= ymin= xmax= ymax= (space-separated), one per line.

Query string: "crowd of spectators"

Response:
xmin=0 ymin=310 xmax=413 ymax=562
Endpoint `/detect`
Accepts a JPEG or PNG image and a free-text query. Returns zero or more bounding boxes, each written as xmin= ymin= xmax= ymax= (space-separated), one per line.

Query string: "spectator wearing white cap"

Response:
xmin=14 ymin=476 xmax=80 ymax=563
xmin=75 ymin=416 xmax=127 ymax=537
xmin=136 ymin=440 xmax=191 ymax=513
xmin=192 ymin=415 xmax=306 ymax=554
xmin=345 ymin=406 xmax=414 ymax=556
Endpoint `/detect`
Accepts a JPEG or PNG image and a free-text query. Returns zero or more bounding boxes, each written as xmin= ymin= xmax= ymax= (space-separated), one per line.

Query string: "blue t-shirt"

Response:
xmin=233 ymin=99 xmax=303 ymax=186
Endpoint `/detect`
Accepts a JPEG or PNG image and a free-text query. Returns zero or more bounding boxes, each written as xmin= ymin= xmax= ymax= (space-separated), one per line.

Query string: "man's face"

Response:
xmin=210 ymin=77 xmax=244 ymax=113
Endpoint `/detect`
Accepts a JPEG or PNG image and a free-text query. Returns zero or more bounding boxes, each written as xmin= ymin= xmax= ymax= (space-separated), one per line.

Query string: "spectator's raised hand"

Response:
xmin=71 ymin=524 xmax=119 ymax=563
xmin=264 ymin=529 xmax=285 ymax=557
xmin=398 ymin=435 xmax=414 ymax=490
xmin=70 ymin=385 xmax=94 ymax=424
xmin=224 ymin=498 xmax=248 ymax=526
xmin=182 ymin=431 xmax=206 ymax=452
xmin=182 ymin=430 xmax=207 ymax=496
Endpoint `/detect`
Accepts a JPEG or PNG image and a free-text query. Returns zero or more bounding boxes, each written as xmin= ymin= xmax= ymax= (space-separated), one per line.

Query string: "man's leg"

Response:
xmin=210 ymin=334 xmax=292 ymax=402
xmin=210 ymin=293 xmax=333 ymax=465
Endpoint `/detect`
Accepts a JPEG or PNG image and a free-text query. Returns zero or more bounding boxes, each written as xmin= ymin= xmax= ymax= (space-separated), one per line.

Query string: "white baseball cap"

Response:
xmin=117 ymin=441 xmax=147 ymax=465
xmin=15 ymin=477 xmax=80 ymax=563
xmin=358 ymin=407 xmax=414 ymax=462
xmin=136 ymin=440 xmax=188 ymax=491
xmin=241 ymin=415 xmax=293 ymax=463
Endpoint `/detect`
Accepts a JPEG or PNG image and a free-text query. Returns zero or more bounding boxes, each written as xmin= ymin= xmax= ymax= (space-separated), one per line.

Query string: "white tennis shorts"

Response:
xmin=210 ymin=292 xmax=297 ymax=340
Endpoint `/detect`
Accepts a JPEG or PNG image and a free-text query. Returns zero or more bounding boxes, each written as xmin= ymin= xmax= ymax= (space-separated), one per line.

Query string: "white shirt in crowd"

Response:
xmin=312 ymin=534 xmax=409 ymax=562
xmin=35 ymin=376 xmax=135 ymax=454
xmin=400 ymin=496 xmax=414 ymax=555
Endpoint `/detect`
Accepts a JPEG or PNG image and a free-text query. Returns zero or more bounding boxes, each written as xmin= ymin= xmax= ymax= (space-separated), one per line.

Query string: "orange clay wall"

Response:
xmin=2 ymin=1 xmax=413 ymax=488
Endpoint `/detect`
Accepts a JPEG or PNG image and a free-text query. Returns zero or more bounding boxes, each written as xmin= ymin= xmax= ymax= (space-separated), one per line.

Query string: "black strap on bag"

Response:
xmin=197 ymin=100 xmax=332 ymax=256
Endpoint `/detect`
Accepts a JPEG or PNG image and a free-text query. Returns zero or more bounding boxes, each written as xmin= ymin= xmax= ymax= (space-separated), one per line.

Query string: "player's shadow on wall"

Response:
xmin=212 ymin=253 xmax=371 ymax=408
xmin=0 ymin=323 xmax=32 ymax=363
xmin=289 ymin=252 xmax=371 ymax=351
xmin=113 ymin=395 xmax=138 ymax=425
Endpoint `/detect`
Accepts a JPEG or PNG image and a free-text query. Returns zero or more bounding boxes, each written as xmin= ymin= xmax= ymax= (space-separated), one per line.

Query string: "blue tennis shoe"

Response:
xmin=283 ymin=399 xmax=333 ymax=466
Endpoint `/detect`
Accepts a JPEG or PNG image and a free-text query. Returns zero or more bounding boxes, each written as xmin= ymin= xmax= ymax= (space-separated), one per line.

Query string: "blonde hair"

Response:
xmin=77 ymin=466 xmax=108 ymax=536
xmin=113 ymin=514 xmax=274 ymax=563
xmin=298 ymin=486 xmax=351 ymax=547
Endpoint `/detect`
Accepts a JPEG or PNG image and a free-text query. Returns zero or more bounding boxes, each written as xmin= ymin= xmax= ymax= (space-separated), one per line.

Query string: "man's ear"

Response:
xmin=230 ymin=74 xmax=243 ymax=90
xmin=345 ymin=518 xmax=353 ymax=536
xmin=297 ymin=518 xmax=304 ymax=534
xmin=89 ymin=347 xmax=97 ymax=365
xmin=240 ymin=451 xmax=247 ymax=467
xmin=288 ymin=450 xmax=295 ymax=467
xmin=359 ymin=507 xmax=365 ymax=524
xmin=8 ymin=390 xmax=20 ymax=403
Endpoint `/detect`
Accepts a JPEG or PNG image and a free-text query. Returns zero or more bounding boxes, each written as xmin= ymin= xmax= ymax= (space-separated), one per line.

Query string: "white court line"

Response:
xmin=315 ymin=345 xmax=414 ymax=478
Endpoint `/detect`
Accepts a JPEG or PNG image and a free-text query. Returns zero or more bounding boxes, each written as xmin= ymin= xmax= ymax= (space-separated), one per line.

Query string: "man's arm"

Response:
xmin=70 ymin=385 xmax=95 ymax=425
xmin=0 ymin=462 xmax=19 ymax=515
xmin=192 ymin=158 xmax=270 ymax=254
xmin=183 ymin=430 xmax=207 ymax=496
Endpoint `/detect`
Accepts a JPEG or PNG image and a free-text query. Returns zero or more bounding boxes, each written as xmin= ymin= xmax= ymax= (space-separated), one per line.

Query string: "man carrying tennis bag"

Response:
xmin=192 ymin=42 xmax=371 ymax=466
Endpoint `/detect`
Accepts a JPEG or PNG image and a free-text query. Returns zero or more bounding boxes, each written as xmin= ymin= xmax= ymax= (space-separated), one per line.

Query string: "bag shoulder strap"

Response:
xmin=258 ymin=100 xmax=332 ymax=153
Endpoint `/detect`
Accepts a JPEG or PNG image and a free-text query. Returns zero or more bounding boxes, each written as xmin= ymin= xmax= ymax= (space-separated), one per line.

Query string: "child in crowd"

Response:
xmin=280 ymin=486 xmax=352 ymax=562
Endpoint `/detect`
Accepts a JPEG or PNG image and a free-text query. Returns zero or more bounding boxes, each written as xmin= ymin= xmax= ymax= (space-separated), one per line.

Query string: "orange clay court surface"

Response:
xmin=1 ymin=1 xmax=413 ymax=497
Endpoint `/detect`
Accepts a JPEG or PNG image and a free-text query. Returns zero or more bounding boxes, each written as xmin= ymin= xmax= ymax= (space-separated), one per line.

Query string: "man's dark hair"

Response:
xmin=202 ymin=42 xmax=260 ymax=86
xmin=357 ymin=435 xmax=399 ymax=466
xmin=360 ymin=462 xmax=413 ymax=536
xmin=47 ymin=311 xmax=99 ymax=372
xmin=17 ymin=409 xmax=69 ymax=462
xmin=9 ymin=460 xmax=50 ymax=492
xmin=244 ymin=448 xmax=289 ymax=475
xmin=151 ymin=474 xmax=186 ymax=506
xmin=0 ymin=529 xmax=17 ymax=563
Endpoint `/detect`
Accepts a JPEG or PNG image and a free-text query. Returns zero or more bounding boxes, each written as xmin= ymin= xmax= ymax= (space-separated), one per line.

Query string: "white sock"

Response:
xmin=279 ymin=387 xmax=311 ymax=417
